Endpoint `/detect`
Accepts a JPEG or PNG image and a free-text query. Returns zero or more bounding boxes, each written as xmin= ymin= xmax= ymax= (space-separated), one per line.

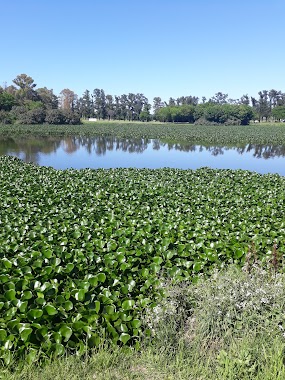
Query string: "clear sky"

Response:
xmin=1 ymin=0 xmax=284 ymax=104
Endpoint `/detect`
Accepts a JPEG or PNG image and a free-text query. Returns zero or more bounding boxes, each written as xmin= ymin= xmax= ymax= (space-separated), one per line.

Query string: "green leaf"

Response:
xmin=36 ymin=327 xmax=49 ymax=341
xmin=119 ymin=333 xmax=131 ymax=344
xmin=88 ymin=334 xmax=100 ymax=348
xmin=52 ymin=332 xmax=62 ymax=344
xmin=63 ymin=301 xmax=73 ymax=311
xmin=73 ymin=230 xmax=81 ymax=239
xmin=2 ymin=258 xmax=12 ymax=269
xmin=88 ymin=276 xmax=98 ymax=286
xmin=27 ymin=309 xmax=43 ymax=320
xmin=193 ymin=262 xmax=202 ymax=272
xmin=26 ymin=348 xmax=38 ymax=364
xmin=44 ymin=304 xmax=58 ymax=315
xmin=19 ymin=327 xmax=33 ymax=342
xmin=0 ymin=329 xmax=7 ymax=341
xmin=21 ymin=290 xmax=33 ymax=300
xmin=122 ymin=300 xmax=135 ymax=311
xmin=59 ymin=325 xmax=73 ymax=342
xmin=74 ymin=289 xmax=85 ymax=302
xmin=51 ymin=343 xmax=65 ymax=356
xmin=131 ymin=319 xmax=141 ymax=328
xmin=65 ymin=263 xmax=74 ymax=273
xmin=97 ymin=273 xmax=106 ymax=283
xmin=43 ymin=249 xmax=53 ymax=259
xmin=153 ymin=256 xmax=163 ymax=265
xmin=104 ymin=305 xmax=115 ymax=315
xmin=0 ymin=274 xmax=9 ymax=283
xmin=5 ymin=289 xmax=16 ymax=301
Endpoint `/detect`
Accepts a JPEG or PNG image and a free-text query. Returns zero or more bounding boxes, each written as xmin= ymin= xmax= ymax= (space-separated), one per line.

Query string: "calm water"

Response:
xmin=1 ymin=135 xmax=285 ymax=175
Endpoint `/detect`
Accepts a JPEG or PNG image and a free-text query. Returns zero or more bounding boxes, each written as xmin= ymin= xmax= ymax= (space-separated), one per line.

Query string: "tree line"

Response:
xmin=1 ymin=74 xmax=285 ymax=125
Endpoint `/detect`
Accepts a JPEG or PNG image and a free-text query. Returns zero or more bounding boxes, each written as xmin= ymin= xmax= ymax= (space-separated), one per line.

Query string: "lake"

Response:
xmin=1 ymin=135 xmax=285 ymax=175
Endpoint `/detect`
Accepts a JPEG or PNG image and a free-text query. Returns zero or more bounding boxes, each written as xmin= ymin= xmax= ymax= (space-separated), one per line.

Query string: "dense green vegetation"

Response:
xmin=1 ymin=121 xmax=285 ymax=145
xmin=1 ymin=74 xmax=285 ymax=125
xmin=3 ymin=266 xmax=285 ymax=379
xmin=154 ymin=103 xmax=254 ymax=125
xmin=1 ymin=156 xmax=285 ymax=363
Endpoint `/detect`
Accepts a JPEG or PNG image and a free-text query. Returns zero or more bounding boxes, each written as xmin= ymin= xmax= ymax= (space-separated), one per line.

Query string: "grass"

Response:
xmin=2 ymin=264 xmax=285 ymax=380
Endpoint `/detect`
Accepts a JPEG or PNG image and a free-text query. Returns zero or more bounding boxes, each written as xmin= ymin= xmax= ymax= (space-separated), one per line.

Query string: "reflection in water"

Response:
xmin=0 ymin=136 xmax=61 ymax=165
xmin=61 ymin=136 xmax=151 ymax=156
xmin=1 ymin=135 xmax=285 ymax=167
xmin=164 ymin=141 xmax=285 ymax=159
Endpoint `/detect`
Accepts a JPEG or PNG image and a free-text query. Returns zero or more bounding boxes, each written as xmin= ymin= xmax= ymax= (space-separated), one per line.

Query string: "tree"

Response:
xmin=44 ymin=109 xmax=81 ymax=124
xmin=155 ymin=107 xmax=172 ymax=122
xmin=12 ymin=74 xmax=39 ymax=101
xmin=268 ymin=89 xmax=280 ymax=109
xmin=179 ymin=105 xmax=195 ymax=122
xmin=185 ymin=96 xmax=199 ymax=106
xmin=153 ymin=97 xmax=164 ymax=115
xmin=210 ymin=92 xmax=228 ymax=104
xmin=257 ymin=90 xmax=270 ymax=121
xmin=204 ymin=104 xmax=228 ymax=123
xmin=168 ymin=97 xmax=176 ymax=106
xmin=37 ymin=87 xmax=58 ymax=109
xmin=132 ymin=93 xmax=148 ymax=120
xmin=4 ymin=85 xmax=17 ymax=96
xmin=13 ymin=73 xmax=36 ymax=90
xmin=114 ymin=95 xmax=122 ymax=120
xmin=272 ymin=106 xmax=285 ymax=120
xmin=127 ymin=93 xmax=136 ymax=121
xmin=139 ymin=109 xmax=151 ymax=121
xmin=232 ymin=104 xmax=254 ymax=125
xmin=93 ymin=89 xmax=107 ymax=119
xmin=17 ymin=108 xmax=46 ymax=124
xmin=106 ymin=94 xmax=114 ymax=120
xmin=0 ymin=92 xmax=16 ymax=111
xmin=59 ymin=88 xmax=77 ymax=110
xmin=176 ymin=96 xmax=199 ymax=106
xmin=118 ymin=94 xmax=128 ymax=120
xmin=45 ymin=109 xmax=66 ymax=124
xmin=239 ymin=94 xmax=250 ymax=105
xmin=79 ymin=89 xmax=93 ymax=119
xmin=194 ymin=103 xmax=253 ymax=125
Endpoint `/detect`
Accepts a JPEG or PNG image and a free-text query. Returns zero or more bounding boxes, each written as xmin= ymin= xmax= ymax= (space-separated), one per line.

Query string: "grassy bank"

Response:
xmin=0 ymin=121 xmax=285 ymax=145
xmin=2 ymin=265 xmax=285 ymax=379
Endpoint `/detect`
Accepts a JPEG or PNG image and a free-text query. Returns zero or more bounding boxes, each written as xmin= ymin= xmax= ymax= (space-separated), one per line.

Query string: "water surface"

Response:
xmin=1 ymin=135 xmax=285 ymax=175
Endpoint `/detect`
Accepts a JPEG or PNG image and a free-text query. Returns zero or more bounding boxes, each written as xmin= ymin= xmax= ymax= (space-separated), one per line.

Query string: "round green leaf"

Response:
xmin=121 ymin=300 xmax=135 ymax=311
xmin=119 ymin=333 xmax=131 ymax=344
xmin=97 ymin=273 xmax=106 ymax=283
xmin=44 ymin=304 xmax=58 ymax=315
xmin=27 ymin=309 xmax=43 ymax=320
xmin=59 ymin=325 xmax=73 ymax=342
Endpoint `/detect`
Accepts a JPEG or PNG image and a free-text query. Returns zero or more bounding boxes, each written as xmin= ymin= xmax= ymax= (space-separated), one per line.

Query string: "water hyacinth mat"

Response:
xmin=0 ymin=155 xmax=285 ymax=362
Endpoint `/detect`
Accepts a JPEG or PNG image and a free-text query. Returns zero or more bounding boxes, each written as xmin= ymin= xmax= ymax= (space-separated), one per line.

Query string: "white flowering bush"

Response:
xmin=144 ymin=265 xmax=285 ymax=346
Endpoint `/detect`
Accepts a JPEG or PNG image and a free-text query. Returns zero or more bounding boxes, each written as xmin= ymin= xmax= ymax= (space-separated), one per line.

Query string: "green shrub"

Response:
xmin=45 ymin=109 xmax=66 ymax=124
xmin=0 ymin=110 xmax=13 ymax=124
xmin=17 ymin=108 xmax=46 ymax=124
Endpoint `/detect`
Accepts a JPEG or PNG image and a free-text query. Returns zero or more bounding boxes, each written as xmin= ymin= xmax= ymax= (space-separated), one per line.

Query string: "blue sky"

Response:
xmin=1 ymin=0 xmax=284 ymax=104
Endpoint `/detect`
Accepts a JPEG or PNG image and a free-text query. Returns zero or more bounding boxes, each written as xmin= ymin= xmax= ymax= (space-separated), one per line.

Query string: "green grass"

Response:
xmin=1 ymin=121 xmax=285 ymax=145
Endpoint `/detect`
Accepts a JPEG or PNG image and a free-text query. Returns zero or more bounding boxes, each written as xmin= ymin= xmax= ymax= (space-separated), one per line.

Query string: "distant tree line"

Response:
xmin=1 ymin=74 xmax=285 ymax=125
